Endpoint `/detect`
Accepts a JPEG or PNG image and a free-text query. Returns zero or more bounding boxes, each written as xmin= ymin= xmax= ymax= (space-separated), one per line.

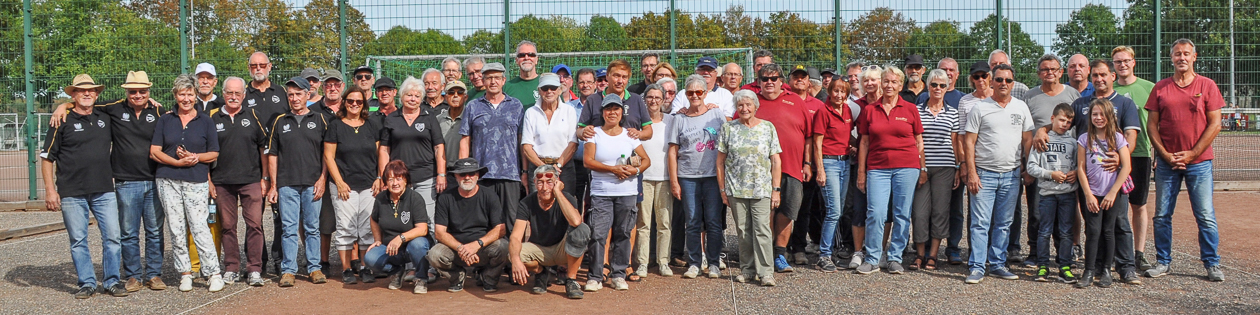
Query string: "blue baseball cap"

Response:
xmin=284 ymin=76 xmax=311 ymax=90
xmin=551 ymin=64 xmax=572 ymax=75
xmin=596 ymin=68 xmax=607 ymax=78
xmin=696 ymin=57 xmax=719 ymax=70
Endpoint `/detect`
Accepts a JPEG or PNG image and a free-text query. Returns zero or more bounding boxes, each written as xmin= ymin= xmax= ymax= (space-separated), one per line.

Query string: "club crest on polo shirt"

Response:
xmin=414 ymin=122 xmax=426 ymax=132
xmin=400 ymin=210 xmax=410 ymax=225
xmin=307 ymin=121 xmax=317 ymax=130
xmin=272 ymin=95 xmax=281 ymax=104
xmin=241 ymin=119 xmax=251 ymax=127
xmin=895 ymin=116 xmax=908 ymax=122
xmin=121 ymin=112 xmax=131 ymax=121
xmin=248 ymin=99 xmax=257 ymax=107
xmin=282 ymin=123 xmax=291 ymax=133
xmin=146 ymin=114 xmax=155 ymax=122
xmin=216 ymin=123 xmax=226 ymax=132
xmin=73 ymin=123 xmax=83 ymax=131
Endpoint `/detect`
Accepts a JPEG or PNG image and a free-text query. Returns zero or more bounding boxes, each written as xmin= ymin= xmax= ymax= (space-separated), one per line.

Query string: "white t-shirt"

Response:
xmin=588 ymin=127 xmax=642 ymax=197
xmin=669 ymin=86 xmax=735 ymax=118
xmin=521 ymin=104 xmax=578 ymax=159
xmin=964 ymin=98 xmax=1035 ymax=173
xmin=641 ymin=115 xmax=671 ymax=181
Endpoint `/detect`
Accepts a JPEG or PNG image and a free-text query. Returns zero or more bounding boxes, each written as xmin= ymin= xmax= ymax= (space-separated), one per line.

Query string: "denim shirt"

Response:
xmin=459 ymin=94 xmax=524 ymax=181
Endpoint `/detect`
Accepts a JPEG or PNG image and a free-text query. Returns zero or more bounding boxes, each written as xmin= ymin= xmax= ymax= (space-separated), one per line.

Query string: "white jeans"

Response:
xmin=157 ymin=178 xmax=219 ymax=275
xmin=329 ymin=183 xmax=375 ymax=250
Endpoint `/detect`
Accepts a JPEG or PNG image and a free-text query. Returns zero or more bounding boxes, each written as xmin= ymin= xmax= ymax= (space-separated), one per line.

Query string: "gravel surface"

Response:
xmin=0 ymin=211 xmax=64 ymax=231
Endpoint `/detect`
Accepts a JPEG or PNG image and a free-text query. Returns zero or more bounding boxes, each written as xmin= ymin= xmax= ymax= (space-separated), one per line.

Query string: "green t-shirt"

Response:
xmin=1113 ymin=77 xmax=1156 ymax=158
xmin=504 ymin=75 xmax=540 ymax=110
xmin=468 ymin=87 xmax=486 ymax=102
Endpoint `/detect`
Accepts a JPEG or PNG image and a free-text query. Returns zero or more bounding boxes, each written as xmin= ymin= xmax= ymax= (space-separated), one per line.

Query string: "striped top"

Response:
xmin=917 ymin=102 xmax=961 ymax=167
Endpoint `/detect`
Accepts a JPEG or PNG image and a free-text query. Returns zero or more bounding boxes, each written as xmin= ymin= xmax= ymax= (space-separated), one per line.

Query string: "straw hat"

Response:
xmin=120 ymin=71 xmax=153 ymax=89
xmin=63 ymin=74 xmax=104 ymax=94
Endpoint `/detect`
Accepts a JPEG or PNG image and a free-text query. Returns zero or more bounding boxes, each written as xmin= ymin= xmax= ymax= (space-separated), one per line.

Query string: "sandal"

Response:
xmin=908 ymin=257 xmax=921 ymax=271
xmin=627 ymin=274 xmax=642 ymax=282
xmin=924 ymin=257 xmax=938 ymax=270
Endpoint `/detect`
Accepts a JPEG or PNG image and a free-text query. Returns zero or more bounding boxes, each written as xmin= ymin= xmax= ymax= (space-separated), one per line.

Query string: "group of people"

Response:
xmin=43 ymin=38 xmax=1226 ymax=300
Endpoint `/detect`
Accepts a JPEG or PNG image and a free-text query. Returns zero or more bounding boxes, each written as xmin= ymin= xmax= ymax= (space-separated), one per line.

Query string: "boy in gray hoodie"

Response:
xmin=1026 ymin=103 xmax=1079 ymax=283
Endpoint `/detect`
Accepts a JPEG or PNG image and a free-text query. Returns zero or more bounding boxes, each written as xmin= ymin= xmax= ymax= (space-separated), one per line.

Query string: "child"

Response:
xmin=1075 ymin=99 xmax=1132 ymax=289
xmin=1026 ymin=103 xmax=1079 ymax=284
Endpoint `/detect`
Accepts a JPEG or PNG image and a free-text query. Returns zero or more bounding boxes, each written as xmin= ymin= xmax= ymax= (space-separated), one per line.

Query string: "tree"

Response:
xmin=296 ymin=0 xmax=375 ymax=71
xmin=1053 ymin=4 xmax=1122 ymax=60
xmin=583 ymin=15 xmax=629 ymax=52
xmin=763 ymin=11 xmax=831 ymax=67
xmin=624 ymin=11 xmax=669 ymax=51
xmin=908 ymin=20 xmax=973 ymax=63
xmin=720 ymin=5 xmax=766 ymax=51
xmin=969 ymin=14 xmax=1044 ymax=84
xmin=844 ymin=7 xmax=917 ymax=64
xmin=508 ymin=15 xmax=564 ymax=53
xmin=462 ymin=29 xmax=504 ymax=55
xmin=362 ymin=26 xmax=466 ymax=57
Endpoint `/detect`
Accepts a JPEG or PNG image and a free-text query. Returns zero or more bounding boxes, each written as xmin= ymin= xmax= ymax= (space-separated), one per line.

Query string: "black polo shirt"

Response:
xmin=899 ymin=87 xmax=924 ymax=104
xmin=628 ymin=79 xmax=649 ymax=95
xmin=266 ymin=110 xmax=330 ymax=187
xmin=210 ymin=107 xmax=267 ymax=185
xmin=41 ymin=109 xmax=114 ymax=197
xmin=152 ymin=112 xmax=219 ymax=183
xmin=372 ymin=188 xmax=429 ymax=242
xmin=423 ymin=99 xmax=450 ymax=118
xmin=434 ymin=187 xmax=502 ymax=244
xmin=325 ymin=118 xmax=381 ymax=191
xmin=516 ymin=191 xmax=578 ymax=247
xmin=245 ymin=82 xmax=289 ymax=130
xmin=97 ymin=99 xmax=161 ymax=181
xmin=379 ymin=110 xmax=444 ymax=184
xmin=308 ymin=98 xmax=339 ymax=117
xmin=579 ymin=91 xmax=653 ymax=130
xmin=196 ymin=94 xmax=225 ymax=114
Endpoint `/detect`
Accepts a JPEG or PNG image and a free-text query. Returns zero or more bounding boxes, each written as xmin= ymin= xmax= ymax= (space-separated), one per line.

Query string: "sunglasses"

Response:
xmin=759 ymin=76 xmax=782 ymax=82
xmin=516 ymin=52 xmax=537 ymax=58
xmin=127 ymin=90 xmax=149 ymax=95
xmin=971 ymin=73 xmax=989 ymax=80
xmin=535 ymin=173 xmax=555 ymax=179
xmin=685 ymin=90 xmax=705 ymax=97
xmin=540 ymin=86 xmax=560 ymax=92
xmin=929 ymin=83 xmax=948 ymax=89
xmin=248 ymin=63 xmax=269 ymax=69
xmin=355 ymin=74 xmax=372 ymax=80
xmin=447 ymin=89 xmax=466 ymax=95
xmin=992 ymin=77 xmax=1015 ymax=84
xmin=344 ymin=99 xmax=364 ymax=105
xmin=664 ymin=90 xmax=676 ymax=94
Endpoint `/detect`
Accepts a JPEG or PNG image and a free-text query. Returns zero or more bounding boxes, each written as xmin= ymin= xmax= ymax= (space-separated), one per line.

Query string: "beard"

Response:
xmin=459 ymin=180 xmax=478 ymax=191
xmin=909 ymin=75 xmax=922 ymax=83
xmin=251 ymin=72 xmax=268 ymax=82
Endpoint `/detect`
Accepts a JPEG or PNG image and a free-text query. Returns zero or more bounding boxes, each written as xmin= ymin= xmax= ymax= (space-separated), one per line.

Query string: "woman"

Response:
xmin=635 ymin=84 xmax=674 ymax=278
xmin=844 ymin=66 xmax=883 ymax=269
xmin=521 ymin=73 xmax=578 ymax=195
xmin=1075 ymin=99 xmax=1131 ymax=288
xmin=364 ymin=160 xmax=432 ymax=294
xmin=324 ymin=85 xmax=383 ymax=284
xmin=583 ymin=95 xmax=651 ymax=292
xmin=378 ymin=76 xmax=446 ymax=282
xmin=910 ymin=69 xmax=961 ymax=271
xmin=811 ymin=78 xmax=853 ymax=272
xmin=149 ymin=74 xmax=224 ymax=292
xmin=717 ymin=89 xmax=782 ymax=286
xmin=652 ymin=62 xmax=678 ymax=82
xmin=854 ymin=66 xmax=924 ymax=275
xmin=669 ymin=75 xmax=728 ymax=280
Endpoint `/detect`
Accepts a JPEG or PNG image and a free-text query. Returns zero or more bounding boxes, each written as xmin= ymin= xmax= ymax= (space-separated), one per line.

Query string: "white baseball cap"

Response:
xmin=194 ymin=63 xmax=217 ymax=77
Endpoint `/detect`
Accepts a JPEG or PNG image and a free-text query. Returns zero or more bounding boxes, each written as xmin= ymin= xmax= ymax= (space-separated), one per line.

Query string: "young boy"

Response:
xmin=1025 ymin=103 xmax=1080 ymax=283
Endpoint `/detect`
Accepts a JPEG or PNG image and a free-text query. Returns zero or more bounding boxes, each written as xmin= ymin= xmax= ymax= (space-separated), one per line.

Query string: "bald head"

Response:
xmin=1067 ymin=54 xmax=1090 ymax=86
xmin=721 ymin=62 xmax=743 ymax=90
xmin=248 ymin=52 xmax=272 ymax=83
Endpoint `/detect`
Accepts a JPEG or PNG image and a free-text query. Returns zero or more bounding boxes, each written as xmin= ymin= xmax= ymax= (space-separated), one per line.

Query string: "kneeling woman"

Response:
xmin=364 ymin=160 xmax=432 ymax=294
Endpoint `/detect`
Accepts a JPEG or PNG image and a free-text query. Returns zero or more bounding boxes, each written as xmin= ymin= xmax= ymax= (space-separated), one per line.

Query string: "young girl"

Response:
xmin=1075 ymin=99 xmax=1132 ymax=289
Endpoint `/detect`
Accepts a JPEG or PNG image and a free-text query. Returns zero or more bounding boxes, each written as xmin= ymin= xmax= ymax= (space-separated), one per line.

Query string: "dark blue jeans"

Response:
xmin=364 ymin=238 xmax=431 ymax=275
xmin=1036 ymin=193 xmax=1076 ymax=267
xmin=680 ymin=177 xmax=724 ymax=267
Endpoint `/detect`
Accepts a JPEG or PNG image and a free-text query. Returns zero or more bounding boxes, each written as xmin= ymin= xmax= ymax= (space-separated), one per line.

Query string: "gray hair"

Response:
xmin=399 ymin=75 xmax=424 ymax=97
xmin=533 ymin=164 xmax=559 ymax=178
xmin=223 ymin=76 xmax=247 ymax=91
xmin=516 ymin=40 xmax=537 ymax=53
xmin=1036 ymin=53 xmax=1062 ymax=69
xmin=683 ymin=74 xmax=707 ymax=91
xmin=925 ymin=69 xmax=949 ymax=85
xmin=1172 ymin=38 xmax=1196 ymax=53
xmin=937 ymin=57 xmax=956 ymax=69
xmin=732 ymin=89 xmax=758 ymax=109
xmin=644 ymin=83 xmax=664 ymax=97
xmin=988 ymin=49 xmax=1009 ymax=64
xmin=845 ymin=60 xmax=866 ymax=72
xmin=753 ymin=49 xmax=774 ymax=59
xmin=421 ymin=68 xmax=446 ymax=85
xmin=654 ymin=77 xmax=676 ymax=88
xmin=171 ymin=73 xmax=196 ymax=95
xmin=463 ymin=56 xmax=485 ymax=69
xmin=442 ymin=57 xmax=461 ymax=69
xmin=810 ymin=79 xmax=822 ymax=88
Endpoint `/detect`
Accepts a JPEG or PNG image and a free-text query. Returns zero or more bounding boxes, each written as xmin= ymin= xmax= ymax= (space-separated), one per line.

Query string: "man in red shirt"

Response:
xmin=786 ymin=65 xmax=827 ymax=265
xmin=1143 ymin=38 xmax=1224 ymax=282
xmin=753 ymin=64 xmax=814 ymax=273
xmin=740 ymin=50 xmax=774 ymax=93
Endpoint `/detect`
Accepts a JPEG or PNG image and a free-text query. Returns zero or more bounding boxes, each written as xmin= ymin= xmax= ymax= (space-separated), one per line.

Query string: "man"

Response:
xmin=505 ymin=40 xmax=542 ymax=110
xmin=1014 ymin=54 xmax=1080 ymax=266
xmin=751 ymin=64 xmax=813 ymax=273
xmin=900 ymin=54 xmax=927 ymax=103
xmin=508 ymin=165 xmax=588 ymax=299
xmin=628 ymin=53 xmax=659 ymax=95
xmin=596 ymin=68 xmax=608 ymax=92
xmin=962 ymin=64 xmax=1034 ymax=284
xmin=721 ymin=62 xmax=744 ymax=93
xmin=1111 ymin=45 xmax=1157 ymax=271
xmin=820 ymin=68 xmax=836 ymax=90
xmin=42 ymin=74 xmax=129 ymax=299
xmin=845 ymin=61 xmax=865 ymax=102
xmin=567 ymin=67 xmax=598 ymax=210
xmin=300 ymin=68 xmax=323 ymax=105
xmin=311 ymin=69 xmax=344 ymax=117
xmin=815 ymin=68 xmax=834 ymax=103
xmin=553 ymin=64 xmax=576 ymax=103
xmin=579 ymin=60 xmax=654 ymax=142
xmin=209 ymin=77 xmax=269 ymax=287
xmin=785 ymin=64 xmax=826 ymax=266
xmin=1144 ymin=39 xmax=1224 ymax=282
xmin=1067 ymin=54 xmax=1095 ymax=98
xmin=265 ymin=77 xmax=331 ymax=287
xmin=427 ymin=158 xmax=509 ymax=292
xmin=464 ymin=57 xmax=487 ymax=100
xmin=668 ymin=56 xmax=734 ymax=117
xmin=917 ymin=58 xmax=965 ymax=108
xmin=459 ymin=62 xmax=525 ymax=233
xmin=441 ymin=57 xmax=463 ymax=84
xmin=438 ymin=80 xmax=468 ymax=171
xmin=657 ymin=77 xmax=678 ymax=108
xmin=421 ymin=68 xmax=450 ymax=116
xmin=369 ymin=76 xmax=398 ymax=116
xmin=194 ymin=63 xmax=225 ymax=113
xmin=351 ymin=65 xmax=376 ymax=92
xmin=740 ymin=49 xmax=774 ymax=92
xmin=244 ymin=52 xmax=289 ymax=125
xmin=989 ymin=50 xmax=1030 ymax=99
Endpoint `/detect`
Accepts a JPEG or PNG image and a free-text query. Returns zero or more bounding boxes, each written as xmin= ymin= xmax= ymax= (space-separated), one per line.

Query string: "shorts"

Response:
xmin=1128 ymin=157 xmax=1151 ymax=206
xmin=774 ymin=175 xmax=804 ymax=221
xmin=520 ymin=239 xmax=567 ymax=267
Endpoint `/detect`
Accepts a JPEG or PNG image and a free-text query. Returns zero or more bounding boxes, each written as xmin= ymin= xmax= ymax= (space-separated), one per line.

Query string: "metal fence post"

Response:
xmin=179 ymin=0 xmax=189 ymax=73
xmin=995 ymin=0 xmax=1003 ymax=51
xmin=1230 ymin=0 xmax=1236 ymax=106
xmin=669 ymin=0 xmax=676 ymax=66
xmin=23 ymin=0 xmax=36 ymax=200
xmin=1154 ymin=0 xmax=1162 ymax=80
xmin=834 ymin=0 xmax=842 ymax=71
xmin=339 ymin=0 xmax=348 ymax=73
xmin=503 ymin=0 xmax=512 ymax=66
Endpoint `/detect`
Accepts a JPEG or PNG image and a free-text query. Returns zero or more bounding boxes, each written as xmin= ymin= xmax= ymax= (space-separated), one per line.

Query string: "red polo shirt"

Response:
xmin=857 ymin=99 xmax=923 ymax=170
xmin=1144 ymin=75 xmax=1224 ymax=164
xmin=756 ymin=90 xmax=812 ymax=181
xmin=813 ymin=103 xmax=853 ymax=156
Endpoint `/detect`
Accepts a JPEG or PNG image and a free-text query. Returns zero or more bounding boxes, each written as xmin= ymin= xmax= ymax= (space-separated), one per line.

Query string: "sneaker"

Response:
xmin=735 ymin=274 xmax=750 ymax=283
xmin=413 ymin=283 xmax=427 ymax=294
xmin=208 ymin=274 xmax=225 ymax=292
xmin=1008 ymin=251 xmax=1024 ymax=263
xmin=179 ymin=274 xmax=194 ymax=292
xmin=683 ymin=266 xmax=700 ymax=279
xmin=1144 ymin=263 xmax=1170 ymax=278
xmin=887 ymin=261 xmax=905 ymax=274
xmin=774 ymin=255 xmax=794 ymax=273
xmin=611 ymin=277 xmax=629 ymax=290
xmin=565 ymin=279 xmax=584 ymax=299
xmin=342 ymin=269 xmax=357 ymax=284
xmin=990 ymin=267 xmax=1018 ymax=280
xmin=1034 ymin=266 xmax=1050 ymax=282
xmin=877 ymin=252 xmax=889 ymax=269
xmin=388 ymin=272 xmax=404 ymax=290
xmin=1121 ymin=270 xmax=1143 ymax=285
xmin=848 ymin=251 xmax=865 ymax=269
xmin=532 ymin=271 xmax=551 ymax=294
xmin=447 ymin=270 xmax=465 ymax=292
xmin=223 ymin=272 xmax=239 ymax=285
xmin=105 ymin=283 xmax=129 ymax=297
xmin=1098 ymin=270 xmax=1113 ymax=288
xmin=855 ymin=263 xmax=877 ymax=275
xmin=1059 ymin=266 xmax=1078 ymax=284
xmin=1075 ymin=270 xmax=1095 ymax=289
xmin=793 ymin=252 xmax=808 ymax=265
xmin=146 ymin=276 xmax=167 ymax=290
xmin=659 ymin=265 xmax=674 ymax=277
xmin=760 ymin=274 xmax=776 ymax=287
xmin=634 ymin=264 xmax=648 ymax=278
xmin=360 ymin=267 xmax=376 ymax=283
xmin=1136 ymin=251 xmax=1153 ymax=271
xmin=1207 ymin=265 xmax=1225 ymax=282
xmin=816 ymin=256 xmax=837 ymax=273
xmin=964 ymin=270 xmax=985 ymax=284
xmin=74 ymin=286 xmax=96 ymax=299
xmin=124 ymin=278 xmax=142 ymax=292
xmin=948 ymin=251 xmax=963 ymax=265
xmin=309 ymin=270 xmax=327 ymax=284
xmin=1022 ymin=258 xmax=1037 ymax=269
xmin=279 ymin=273 xmax=295 ymax=287
xmin=583 ymin=279 xmax=602 ymax=292
xmin=247 ymin=272 xmax=264 ymax=287
xmin=707 ymin=265 xmax=721 ymax=278
xmin=719 ymin=259 xmax=727 ymax=270
xmin=1072 ymin=245 xmax=1084 ymax=262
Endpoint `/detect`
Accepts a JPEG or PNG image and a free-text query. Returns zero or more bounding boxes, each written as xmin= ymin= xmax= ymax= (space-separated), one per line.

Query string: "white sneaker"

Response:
xmin=610 ymin=277 xmax=629 ymax=291
xmin=683 ymin=266 xmax=700 ymax=279
xmin=719 ymin=259 xmax=727 ymax=270
xmin=179 ymin=275 xmax=194 ymax=292
xmin=583 ymin=279 xmax=602 ymax=292
xmin=634 ymin=264 xmax=648 ymax=278
xmin=222 ymin=271 xmax=238 ymax=285
xmin=659 ymin=265 xmax=674 ymax=277
xmin=247 ymin=272 xmax=264 ymax=286
xmin=208 ymin=275 xmax=225 ymax=292
xmin=848 ymin=251 xmax=865 ymax=269
xmin=707 ymin=265 xmax=721 ymax=278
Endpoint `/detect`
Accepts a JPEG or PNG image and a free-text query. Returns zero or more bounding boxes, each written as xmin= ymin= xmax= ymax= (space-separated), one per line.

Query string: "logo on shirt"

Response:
xmin=121 ymin=112 xmax=130 ymax=121
xmin=272 ymin=95 xmax=281 ymax=104
xmin=306 ymin=122 xmax=317 ymax=130
xmin=97 ymin=120 xmax=105 ymax=128
xmin=73 ymin=123 xmax=83 ymax=132
xmin=216 ymin=123 xmax=226 ymax=132
xmin=1010 ymin=114 xmax=1024 ymax=126
xmin=241 ymin=119 xmax=251 ymax=127
xmin=247 ymin=99 xmax=256 ymax=107
xmin=895 ymin=116 xmax=908 ymax=122
xmin=145 ymin=114 xmax=155 ymax=123
xmin=400 ymin=210 xmax=411 ymax=225
xmin=282 ymin=124 xmax=291 ymax=133
xmin=414 ymin=123 xmax=426 ymax=132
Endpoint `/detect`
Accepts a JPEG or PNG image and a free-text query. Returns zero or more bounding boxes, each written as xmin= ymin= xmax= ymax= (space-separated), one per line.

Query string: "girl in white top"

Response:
xmin=521 ymin=73 xmax=578 ymax=194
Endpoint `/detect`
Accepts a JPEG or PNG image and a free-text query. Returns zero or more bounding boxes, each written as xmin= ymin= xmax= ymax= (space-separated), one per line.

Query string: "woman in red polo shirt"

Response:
xmin=854 ymin=66 xmax=925 ymax=275
xmin=812 ymin=78 xmax=854 ymax=272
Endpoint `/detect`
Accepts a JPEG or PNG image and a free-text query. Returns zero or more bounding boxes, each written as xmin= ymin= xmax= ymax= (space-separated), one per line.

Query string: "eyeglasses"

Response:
xmin=596 ymin=78 xmax=606 ymax=82
xmin=516 ymin=52 xmax=537 ymax=58
xmin=929 ymin=83 xmax=947 ymax=89
xmin=1113 ymin=58 xmax=1135 ymax=64
xmin=971 ymin=73 xmax=989 ymax=80
xmin=644 ymin=95 xmax=663 ymax=101
xmin=992 ymin=77 xmax=1015 ymax=84
xmin=540 ymin=86 xmax=559 ymax=92
xmin=664 ymin=90 xmax=676 ymax=95
xmin=248 ymin=63 xmax=269 ymax=69
xmin=127 ymin=90 xmax=149 ymax=95
xmin=759 ymin=76 xmax=781 ymax=82
xmin=685 ymin=90 xmax=705 ymax=97
xmin=355 ymin=74 xmax=372 ymax=80
xmin=535 ymin=173 xmax=555 ymax=179
xmin=345 ymin=99 xmax=364 ymax=105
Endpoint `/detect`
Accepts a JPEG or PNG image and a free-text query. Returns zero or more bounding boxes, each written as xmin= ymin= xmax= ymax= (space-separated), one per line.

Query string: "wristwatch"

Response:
xmin=476 ymin=239 xmax=485 ymax=247
xmin=773 ymin=187 xmax=782 ymax=192
xmin=921 ymin=167 xmax=929 ymax=173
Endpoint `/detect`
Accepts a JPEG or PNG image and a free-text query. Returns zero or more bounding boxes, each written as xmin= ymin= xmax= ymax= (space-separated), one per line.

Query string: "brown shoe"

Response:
xmin=279 ymin=273 xmax=296 ymax=287
xmin=310 ymin=270 xmax=327 ymax=284
xmin=146 ymin=277 xmax=167 ymax=291
xmin=124 ymin=278 xmax=142 ymax=292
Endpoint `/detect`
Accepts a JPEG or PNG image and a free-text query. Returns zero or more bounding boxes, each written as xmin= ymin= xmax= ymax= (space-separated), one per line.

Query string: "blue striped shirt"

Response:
xmin=917 ymin=102 xmax=960 ymax=167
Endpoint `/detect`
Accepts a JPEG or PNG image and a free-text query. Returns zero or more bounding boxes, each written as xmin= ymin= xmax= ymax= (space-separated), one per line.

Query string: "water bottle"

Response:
xmin=617 ymin=154 xmax=627 ymax=166
xmin=207 ymin=197 xmax=217 ymax=224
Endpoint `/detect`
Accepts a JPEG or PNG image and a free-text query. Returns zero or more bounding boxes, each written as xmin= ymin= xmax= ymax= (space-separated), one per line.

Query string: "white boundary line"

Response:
xmin=177 ymin=285 xmax=253 ymax=315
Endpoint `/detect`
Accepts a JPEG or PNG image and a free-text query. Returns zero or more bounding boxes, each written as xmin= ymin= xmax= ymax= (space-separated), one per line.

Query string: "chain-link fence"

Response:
xmin=2 ymin=0 xmax=1256 ymax=200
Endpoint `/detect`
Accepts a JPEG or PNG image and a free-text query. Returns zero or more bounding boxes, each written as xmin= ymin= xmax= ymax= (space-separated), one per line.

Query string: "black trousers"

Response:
xmin=789 ymin=180 xmax=824 ymax=253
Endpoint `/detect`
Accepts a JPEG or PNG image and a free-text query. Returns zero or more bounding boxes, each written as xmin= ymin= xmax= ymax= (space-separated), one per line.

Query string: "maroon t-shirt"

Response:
xmin=1144 ymin=75 xmax=1225 ymax=164
xmin=755 ymin=90 xmax=813 ymax=181
xmin=857 ymin=99 xmax=924 ymax=170
xmin=813 ymin=103 xmax=853 ymax=156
